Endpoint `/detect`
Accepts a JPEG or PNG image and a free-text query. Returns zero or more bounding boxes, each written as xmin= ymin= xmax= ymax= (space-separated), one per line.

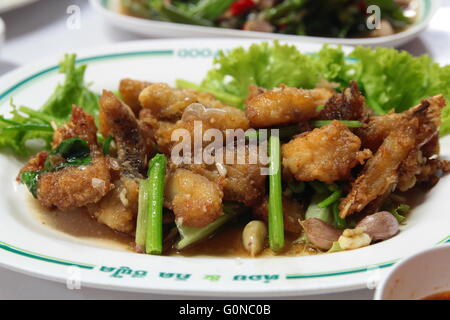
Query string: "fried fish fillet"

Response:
xmin=245 ymin=85 xmax=334 ymax=127
xmin=119 ymin=78 xmax=152 ymax=116
xmin=181 ymin=146 xmax=267 ymax=207
xmin=22 ymin=107 xmax=114 ymax=211
xmin=356 ymin=95 xmax=446 ymax=192
xmin=340 ymin=119 xmax=418 ymax=218
xmin=38 ymin=157 xmax=113 ymax=211
xmin=86 ymin=90 xmax=149 ymax=233
xmin=140 ymin=102 xmax=249 ymax=154
xmin=53 ymin=105 xmax=99 ymax=150
xmin=139 ymin=83 xmax=248 ymax=125
xmin=100 ymin=90 xmax=148 ymax=176
xmin=164 ymin=168 xmax=224 ymax=228
xmin=282 ymin=120 xmax=371 ymax=184
xmin=318 ymin=81 xmax=370 ymax=122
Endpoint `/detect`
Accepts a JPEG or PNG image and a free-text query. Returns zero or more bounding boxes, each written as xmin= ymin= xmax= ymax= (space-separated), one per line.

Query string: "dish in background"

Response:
xmin=375 ymin=244 xmax=450 ymax=300
xmin=120 ymin=0 xmax=415 ymax=38
xmin=90 ymin=0 xmax=441 ymax=47
xmin=0 ymin=0 xmax=38 ymax=14
xmin=0 ymin=17 xmax=4 ymax=51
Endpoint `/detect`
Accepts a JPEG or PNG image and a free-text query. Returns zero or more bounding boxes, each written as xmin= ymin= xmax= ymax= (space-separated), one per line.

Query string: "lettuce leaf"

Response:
xmin=191 ymin=42 xmax=450 ymax=135
xmin=198 ymin=42 xmax=332 ymax=108
xmin=41 ymin=54 xmax=99 ymax=120
xmin=349 ymin=47 xmax=450 ymax=116
xmin=0 ymin=54 xmax=99 ymax=156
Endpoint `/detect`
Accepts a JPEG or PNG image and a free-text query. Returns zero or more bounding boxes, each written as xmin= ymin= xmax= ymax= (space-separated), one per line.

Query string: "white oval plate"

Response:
xmin=0 ymin=0 xmax=37 ymax=14
xmin=0 ymin=39 xmax=449 ymax=297
xmin=90 ymin=0 xmax=441 ymax=48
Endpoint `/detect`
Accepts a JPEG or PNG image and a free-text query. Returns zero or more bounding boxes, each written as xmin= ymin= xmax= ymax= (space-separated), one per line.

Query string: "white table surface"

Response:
xmin=0 ymin=0 xmax=449 ymax=300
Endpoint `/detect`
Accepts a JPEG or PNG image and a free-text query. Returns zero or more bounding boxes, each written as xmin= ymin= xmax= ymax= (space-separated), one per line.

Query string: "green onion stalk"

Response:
xmin=268 ymin=135 xmax=284 ymax=252
xmin=135 ymin=154 xmax=167 ymax=255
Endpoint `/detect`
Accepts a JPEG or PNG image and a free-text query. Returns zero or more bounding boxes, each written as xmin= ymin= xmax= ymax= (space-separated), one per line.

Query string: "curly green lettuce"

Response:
xmin=0 ymin=54 xmax=99 ymax=156
xmin=182 ymin=42 xmax=450 ymax=135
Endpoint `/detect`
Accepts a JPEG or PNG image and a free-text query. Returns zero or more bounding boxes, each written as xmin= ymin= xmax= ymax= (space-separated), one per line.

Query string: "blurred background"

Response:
xmin=1 ymin=0 xmax=449 ymax=76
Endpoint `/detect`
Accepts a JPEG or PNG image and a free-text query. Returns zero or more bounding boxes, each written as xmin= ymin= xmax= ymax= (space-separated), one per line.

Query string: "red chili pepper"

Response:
xmin=230 ymin=0 xmax=255 ymax=16
xmin=358 ymin=0 xmax=368 ymax=14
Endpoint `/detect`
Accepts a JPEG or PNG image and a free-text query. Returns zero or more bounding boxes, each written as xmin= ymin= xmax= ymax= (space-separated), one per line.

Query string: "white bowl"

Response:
xmin=375 ymin=243 xmax=450 ymax=300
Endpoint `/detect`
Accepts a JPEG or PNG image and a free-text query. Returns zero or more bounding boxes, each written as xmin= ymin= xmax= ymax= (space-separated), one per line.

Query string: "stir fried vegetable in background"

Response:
xmin=120 ymin=0 xmax=413 ymax=38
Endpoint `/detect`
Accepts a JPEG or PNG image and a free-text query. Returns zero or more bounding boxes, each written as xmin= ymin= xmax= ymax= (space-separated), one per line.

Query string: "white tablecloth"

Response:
xmin=0 ymin=0 xmax=449 ymax=300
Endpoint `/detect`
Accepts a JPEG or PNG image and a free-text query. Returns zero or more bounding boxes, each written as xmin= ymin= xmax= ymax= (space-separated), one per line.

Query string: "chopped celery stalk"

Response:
xmin=175 ymin=206 xmax=238 ymax=250
xmin=268 ymin=135 xmax=284 ymax=252
xmin=332 ymin=201 xmax=347 ymax=229
xmin=313 ymin=120 xmax=363 ymax=128
xmin=327 ymin=241 xmax=343 ymax=253
xmin=135 ymin=179 xmax=150 ymax=251
xmin=317 ymin=189 xmax=342 ymax=208
xmin=305 ymin=193 xmax=333 ymax=224
xmin=145 ymin=154 xmax=167 ymax=255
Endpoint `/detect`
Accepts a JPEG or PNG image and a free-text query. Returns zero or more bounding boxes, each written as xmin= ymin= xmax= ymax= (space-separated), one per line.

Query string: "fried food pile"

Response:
xmin=18 ymin=79 xmax=450 ymax=255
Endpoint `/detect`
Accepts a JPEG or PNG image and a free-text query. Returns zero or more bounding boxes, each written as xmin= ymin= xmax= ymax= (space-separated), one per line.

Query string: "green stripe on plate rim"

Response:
xmin=0 ymin=50 xmax=174 ymax=105
xmin=0 ymin=235 xmax=448 ymax=277
xmin=0 ymin=241 xmax=94 ymax=269
xmin=286 ymin=260 xmax=397 ymax=280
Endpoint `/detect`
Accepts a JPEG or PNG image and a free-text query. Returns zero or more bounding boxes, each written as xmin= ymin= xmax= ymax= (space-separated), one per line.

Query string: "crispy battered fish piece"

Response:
xmin=26 ymin=107 xmax=114 ymax=211
xmin=37 ymin=157 xmax=113 ymax=211
xmin=139 ymin=83 xmax=246 ymax=123
xmin=340 ymin=120 xmax=418 ymax=218
xmin=87 ymin=177 xmax=139 ymax=234
xmin=165 ymin=169 xmax=224 ymax=228
xmin=100 ymin=90 xmax=147 ymax=176
xmin=119 ymin=78 xmax=152 ymax=116
xmin=53 ymin=105 xmax=99 ymax=150
xmin=18 ymin=152 xmax=48 ymax=179
xmin=318 ymin=81 xmax=370 ymax=122
xmin=141 ymin=102 xmax=249 ymax=154
xmin=183 ymin=147 xmax=267 ymax=207
xmin=90 ymin=91 xmax=149 ymax=233
xmin=397 ymin=96 xmax=446 ymax=190
xmin=252 ymin=197 xmax=304 ymax=234
xmin=245 ymin=85 xmax=334 ymax=128
xmin=282 ymin=121 xmax=372 ymax=184
xmin=357 ymin=95 xmax=445 ymax=152
xmin=139 ymin=83 xmax=198 ymax=120
xmin=356 ymin=95 xmax=446 ymax=192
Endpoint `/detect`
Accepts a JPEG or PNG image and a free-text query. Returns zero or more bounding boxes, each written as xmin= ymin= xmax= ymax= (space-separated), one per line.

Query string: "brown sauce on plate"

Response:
xmin=30 ymin=198 xmax=134 ymax=251
xmin=30 ymin=187 xmax=426 ymax=257
xmin=423 ymin=291 xmax=450 ymax=300
xmin=31 ymin=197 xmax=318 ymax=258
xmin=167 ymin=217 xmax=319 ymax=258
